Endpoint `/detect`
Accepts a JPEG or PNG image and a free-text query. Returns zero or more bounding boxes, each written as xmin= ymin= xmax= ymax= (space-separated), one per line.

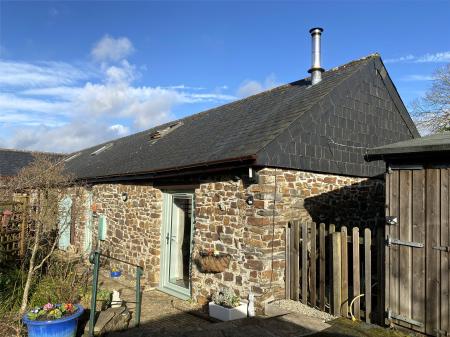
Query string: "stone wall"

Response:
xmin=72 ymin=183 xmax=162 ymax=287
xmin=70 ymin=168 xmax=384 ymax=310
xmin=190 ymin=168 xmax=384 ymax=310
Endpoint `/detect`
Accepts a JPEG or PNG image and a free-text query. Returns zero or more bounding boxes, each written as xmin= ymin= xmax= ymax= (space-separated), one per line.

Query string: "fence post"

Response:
xmin=135 ymin=266 xmax=143 ymax=327
xmin=319 ymin=223 xmax=326 ymax=311
xmin=286 ymin=223 xmax=291 ymax=300
xmin=301 ymin=222 xmax=308 ymax=304
xmin=310 ymin=222 xmax=317 ymax=307
xmin=332 ymin=232 xmax=342 ymax=316
xmin=352 ymin=227 xmax=361 ymax=320
xmin=341 ymin=226 xmax=348 ymax=317
xmin=88 ymin=251 xmax=100 ymax=337
xmin=19 ymin=196 xmax=28 ymax=257
xmin=293 ymin=221 xmax=300 ymax=301
xmin=364 ymin=228 xmax=372 ymax=323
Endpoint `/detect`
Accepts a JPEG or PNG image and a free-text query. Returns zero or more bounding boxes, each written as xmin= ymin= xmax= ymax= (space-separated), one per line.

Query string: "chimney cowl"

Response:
xmin=308 ymin=27 xmax=324 ymax=85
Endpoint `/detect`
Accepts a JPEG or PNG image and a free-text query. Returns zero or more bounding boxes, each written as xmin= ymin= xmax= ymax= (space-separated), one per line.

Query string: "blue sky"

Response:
xmin=0 ymin=0 xmax=449 ymax=153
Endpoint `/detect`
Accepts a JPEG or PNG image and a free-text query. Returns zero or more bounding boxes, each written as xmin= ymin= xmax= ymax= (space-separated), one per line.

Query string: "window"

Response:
xmin=90 ymin=143 xmax=113 ymax=156
xmin=64 ymin=153 xmax=81 ymax=162
xmin=149 ymin=122 xmax=183 ymax=144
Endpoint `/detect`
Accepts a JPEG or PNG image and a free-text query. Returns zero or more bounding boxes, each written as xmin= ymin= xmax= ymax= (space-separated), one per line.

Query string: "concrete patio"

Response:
xmin=94 ymin=273 xmax=412 ymax=337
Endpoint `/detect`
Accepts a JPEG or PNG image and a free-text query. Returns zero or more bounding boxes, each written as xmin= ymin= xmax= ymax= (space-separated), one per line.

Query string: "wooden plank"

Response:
xmin=341 ymin=226 xmax=348 ymax=317
xmin=310 ymin=222 xmax=317 ymax=307
xmin=385 ymin=172 xmax=390 ymax=326
xmin=447 ymin=169 xmax=450 ymax=336
xmin=389 ymin=170 xmax=400 ymax=325
xmin=319 ymin=223 xmax=326 ymax=311
xmin=376 ymin=224 xmax=384 ymax=325
xmin=293 ymin=221 xmax=300 ymax=301
xmin=399 ymin=170 xmax=412 ymax=330
xmin=329 ymin=224 xmax=335 ymax=234
xmin=19 ymin=197 xmax=27 ymax=257
xmin=332 ymin=232 xmax=342 ymax=316
xmin=411 ymin=170 xmax=426 ymax=334
xmin=329 ymin=223 xmax=336 ymax=309
xmin=302 ymin=222 xmax=308 ymax=305
xmin=440 ymin=168 xmax=449 ymax=335
xmin=290 ymin=222 xmax=295 ymax=299
xmin=286 ymin=223 xmax=291 ymax=300
xmin=365 ymin=228 xmax=372 ymax=324
xmin=353 ymin=227 xmax=361 ymax=320
xmin=425 ymin=169 xmax=440 ymax=335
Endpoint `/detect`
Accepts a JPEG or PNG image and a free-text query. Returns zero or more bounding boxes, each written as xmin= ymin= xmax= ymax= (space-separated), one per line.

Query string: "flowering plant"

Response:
xmin=212 ymin=288 xmax=241 ymax=308
xmin=201 ymin=248 xmax=220 ymax=257
xmin=27 ymin=302 xmax=78 ymax=321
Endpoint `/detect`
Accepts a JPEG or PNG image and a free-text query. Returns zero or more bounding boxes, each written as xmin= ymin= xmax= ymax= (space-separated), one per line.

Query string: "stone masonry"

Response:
xmin=191 ymin=168 xmax=384 ymax=310
xmin=70 ymin=168 xmax=384 ymax=310
xmin=72 ymin=183 xmax=162 ymax=287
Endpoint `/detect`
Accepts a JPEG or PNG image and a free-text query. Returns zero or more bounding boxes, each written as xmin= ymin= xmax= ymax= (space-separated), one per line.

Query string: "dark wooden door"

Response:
xmin=386 ymin=168 xmax=450 ymax=336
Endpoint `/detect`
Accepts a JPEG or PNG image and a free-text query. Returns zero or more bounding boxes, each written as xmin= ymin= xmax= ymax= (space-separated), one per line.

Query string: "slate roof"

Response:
xmin=366 ymin=132 xmax=450 ymax=161
xmin=0 ymin=149 xmax=64 ymax=177
xmin=65 ymin=54 xmax=418 ymax=181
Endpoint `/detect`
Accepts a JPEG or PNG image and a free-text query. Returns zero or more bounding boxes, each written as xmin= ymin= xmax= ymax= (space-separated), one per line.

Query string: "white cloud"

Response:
xmin=385 ymin=51 xmax=450 ymax=64
xmin=0 ymin=60 xmax=93 ymax=87
xmin=91 ymin=35 xmax=134 ymax=62
xmin=237 ymin=74 xmax=279 ymax=98
xmin=416 ymin=51 xmax=450 ymax=63
xmin=0 ymin=36 xmax=235 ymax=152
xmin=109 ymin=124 xmax=130 ymax=136
xmin=401 ymin=74 xmax=435 ymax=82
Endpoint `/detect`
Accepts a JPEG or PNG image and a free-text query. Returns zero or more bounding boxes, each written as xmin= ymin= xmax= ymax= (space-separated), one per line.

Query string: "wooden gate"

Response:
xmin=286 ymin=220 xmax=383 ymax=323
xmin=386 ymin=168 xmax=450 ymax=336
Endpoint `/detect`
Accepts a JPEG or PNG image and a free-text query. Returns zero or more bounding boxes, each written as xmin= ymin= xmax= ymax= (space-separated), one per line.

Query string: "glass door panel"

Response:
xmin=169 ymin=196 xmax=192 ymax=289
xmin=161 ymin=192 xmax=194 ymax=298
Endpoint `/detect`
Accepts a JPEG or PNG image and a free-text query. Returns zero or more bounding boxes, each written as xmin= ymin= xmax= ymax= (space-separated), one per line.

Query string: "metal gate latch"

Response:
xmin=386 ymin=216 xmax=398 ymax=225
xmin=433 ymin=246 xmax=450 ymax=252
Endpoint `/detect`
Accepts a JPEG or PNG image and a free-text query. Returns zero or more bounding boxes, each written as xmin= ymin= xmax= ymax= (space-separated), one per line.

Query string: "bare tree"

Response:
xmin=3 ymin=154 xmax=84 ymax=314
xmin=413 ymin=64 xmax=450 ymax=133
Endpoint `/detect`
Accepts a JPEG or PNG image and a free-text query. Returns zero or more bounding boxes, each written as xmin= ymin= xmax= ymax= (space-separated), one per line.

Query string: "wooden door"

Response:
xmin=386 ymin=168 xmax=450 ymax=336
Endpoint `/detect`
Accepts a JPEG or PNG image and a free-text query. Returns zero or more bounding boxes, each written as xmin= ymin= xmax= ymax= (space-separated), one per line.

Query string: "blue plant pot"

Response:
xmin=23 ymin=304 xmax=84 ymax=337
xmin=110 ymin=271 xmax=121 ymax=278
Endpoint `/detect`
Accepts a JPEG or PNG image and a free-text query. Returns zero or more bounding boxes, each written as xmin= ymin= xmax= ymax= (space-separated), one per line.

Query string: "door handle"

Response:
xmin=166 ymin=233 xmax=177 ymax=244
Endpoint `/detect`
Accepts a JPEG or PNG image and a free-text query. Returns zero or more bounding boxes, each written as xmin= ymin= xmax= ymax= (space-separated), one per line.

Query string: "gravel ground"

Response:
xmin=270 ymin=299 xmax=336 ymax=322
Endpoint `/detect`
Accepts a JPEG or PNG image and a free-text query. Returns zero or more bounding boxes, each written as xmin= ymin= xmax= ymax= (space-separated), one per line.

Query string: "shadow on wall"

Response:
xmin=303 ymin=176 xmax=385 ymax=229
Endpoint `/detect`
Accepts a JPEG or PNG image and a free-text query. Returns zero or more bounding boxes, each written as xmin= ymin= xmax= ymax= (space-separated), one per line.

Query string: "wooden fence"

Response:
xmin=0 ymin=197 xmax=28 ymax=259
xmin=286 ymin=220 xmax=384 ymax=323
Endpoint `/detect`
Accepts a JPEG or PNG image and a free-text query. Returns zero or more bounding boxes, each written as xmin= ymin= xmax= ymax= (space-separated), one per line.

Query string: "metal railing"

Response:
xmin=88 ymin=250 xmax=143 ymax=336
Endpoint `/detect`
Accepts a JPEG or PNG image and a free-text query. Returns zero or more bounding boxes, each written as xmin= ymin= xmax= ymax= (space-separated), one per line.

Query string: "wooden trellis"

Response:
xmin=0 ymin=197 xmax=28 ymax=259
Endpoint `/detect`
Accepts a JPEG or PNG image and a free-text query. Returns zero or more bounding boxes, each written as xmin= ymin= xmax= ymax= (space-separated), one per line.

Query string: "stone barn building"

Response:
xmin=62 ymin=44 xmax=419 ymax=308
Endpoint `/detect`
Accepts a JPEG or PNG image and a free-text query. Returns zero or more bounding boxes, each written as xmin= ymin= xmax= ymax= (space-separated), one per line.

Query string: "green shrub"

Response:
xmin=0 ymin=267 xmax=30 ymax=315
xmin=80 ymin=288 xmax=112 ymax=311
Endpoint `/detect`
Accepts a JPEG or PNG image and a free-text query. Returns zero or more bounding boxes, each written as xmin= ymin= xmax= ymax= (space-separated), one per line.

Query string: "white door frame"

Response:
xmin=159 ymin=191 xmax=194 ymax=299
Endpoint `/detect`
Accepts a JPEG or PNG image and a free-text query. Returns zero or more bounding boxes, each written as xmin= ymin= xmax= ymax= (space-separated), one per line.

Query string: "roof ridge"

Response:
xmin=68 ymin=53 xmax=381 ymax=154
xmin=0 ymin=147 xmax=65 ymax=156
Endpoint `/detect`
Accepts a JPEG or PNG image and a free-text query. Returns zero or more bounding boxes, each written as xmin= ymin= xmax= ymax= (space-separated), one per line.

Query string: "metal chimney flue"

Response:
xmin=308 ymin=27 xmax=324 ymax=85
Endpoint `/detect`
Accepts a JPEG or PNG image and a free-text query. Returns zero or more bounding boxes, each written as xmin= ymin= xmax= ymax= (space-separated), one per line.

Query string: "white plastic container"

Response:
xmin=208 ymin=302 xmax=248 ymax=321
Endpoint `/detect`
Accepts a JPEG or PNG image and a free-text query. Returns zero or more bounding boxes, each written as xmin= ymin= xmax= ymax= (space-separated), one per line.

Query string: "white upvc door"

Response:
xmin=160 ymin=192 xmax=194 ymax=299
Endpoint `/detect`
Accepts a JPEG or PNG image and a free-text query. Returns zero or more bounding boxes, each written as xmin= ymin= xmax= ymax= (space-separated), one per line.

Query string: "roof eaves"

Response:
xmin=75 ymin=154 xmax=257 ymax=183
